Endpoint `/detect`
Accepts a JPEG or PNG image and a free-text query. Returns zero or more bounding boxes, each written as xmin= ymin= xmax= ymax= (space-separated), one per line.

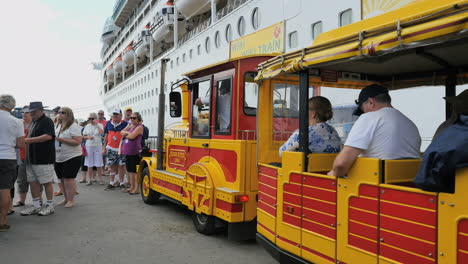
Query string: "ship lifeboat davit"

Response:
xmin=152 ymin=1 xmax=186 ymax=43
xmin=113 ymin=57 xmax=124 ymax=73
xmin=122 ymin=45 xmax=135 ymax=66
xmin=174 ymin=0 xmax=220 ymax=20
xmin=106 ymin=66 xmax=115 ymax=82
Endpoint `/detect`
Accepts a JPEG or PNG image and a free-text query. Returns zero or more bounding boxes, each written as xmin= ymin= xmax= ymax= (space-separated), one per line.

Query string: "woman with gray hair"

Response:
xmin=82 ymin=112 xmax=104 ymax=185
xmin=0 ymin=94 xmax=25 ymax=231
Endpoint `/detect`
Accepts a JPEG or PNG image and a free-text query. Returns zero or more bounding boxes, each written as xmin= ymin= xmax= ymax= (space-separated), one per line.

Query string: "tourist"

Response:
xmin=83 ymin=112 xmax=104 ymax=185
xmin=54 ymin=107 xmax=82 ymax=208
xmin=103 ymin=109 xmax=128 ymax=190
xmin=0 ymin=95 xmax=25 ymax=231
xmin=20 ymin=101 xmax=56 ymax=216
xmin=123 ymin=106 xmax=132 ymax=122
xmin=121 ymin=112 xmax=143 ymax=194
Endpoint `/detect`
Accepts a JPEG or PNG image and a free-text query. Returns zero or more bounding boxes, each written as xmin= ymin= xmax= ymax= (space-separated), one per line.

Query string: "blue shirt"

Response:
xmin=279 ymin=123 xmax=342 ymax=157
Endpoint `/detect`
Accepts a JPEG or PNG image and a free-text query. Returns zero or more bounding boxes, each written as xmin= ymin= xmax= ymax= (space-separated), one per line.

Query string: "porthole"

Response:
xmin=176 ymin=57 xmax=179 ymax=66
xmin=238 ymin=16 xmax=245 ymax=36
xmin=289 ymin=31 xmax=298 ymax=48
xmin=214 ymin=31 xmax=221 ymax=48
xmin=251 ymin=7 xmax=260 ymax=30
xmin=225 ymin=24 xmax=232 ymax=42
xmin=205 ymin=37 xmax=211 ymax=53
xmin=182 ymin=53 xmax=186 ymax=62
xmin=189 ymin=49 xmax=193 ymax=59
xmin=339 ymin=9 xmax=353 ymax=27
xmin=197 ymin=45 xmax=201 ymax=55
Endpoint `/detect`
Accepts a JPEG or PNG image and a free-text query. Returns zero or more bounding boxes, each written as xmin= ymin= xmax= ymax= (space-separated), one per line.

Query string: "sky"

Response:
xmin=0 ymin=0 xmax=115 ymax=119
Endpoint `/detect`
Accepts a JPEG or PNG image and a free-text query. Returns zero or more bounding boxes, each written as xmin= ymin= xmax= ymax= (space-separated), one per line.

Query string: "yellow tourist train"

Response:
xmin=254 ymin=0 xmax=468 ymax=263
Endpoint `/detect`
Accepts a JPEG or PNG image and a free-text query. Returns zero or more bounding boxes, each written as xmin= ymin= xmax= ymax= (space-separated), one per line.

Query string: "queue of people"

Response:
xmin=0 ymin=95 xmax=148 ymax=232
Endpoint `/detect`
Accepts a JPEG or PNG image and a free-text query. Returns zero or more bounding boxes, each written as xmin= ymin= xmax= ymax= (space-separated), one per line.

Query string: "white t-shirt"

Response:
xmin=345 ymin=107 xmax=421 ymax=160
xmin=55 ymin=123 xmax=82 ymax=163
xmin=0 ymin=110 xmax=24 ymax=160
xmin=83 ymin=123 xmax=103 ymax=147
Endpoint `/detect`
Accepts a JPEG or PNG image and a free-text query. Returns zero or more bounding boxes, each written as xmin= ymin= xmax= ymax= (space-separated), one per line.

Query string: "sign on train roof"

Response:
xmin=230 ymin=22 xmax=284 ymax=59
xmin=256 ymin=0 xmax=468 ymax=89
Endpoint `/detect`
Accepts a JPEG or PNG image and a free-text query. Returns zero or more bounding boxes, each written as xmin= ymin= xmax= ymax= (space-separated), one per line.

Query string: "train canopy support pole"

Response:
xmin=157 ymin=59 xmax=169 ymax=170
xmin=299 ymin=70 xmax=309 ymax=170
xmin=211 ymin=0 xmax=217 ymax=24
xmin=445 ymin=69 xmax=457 ymax=120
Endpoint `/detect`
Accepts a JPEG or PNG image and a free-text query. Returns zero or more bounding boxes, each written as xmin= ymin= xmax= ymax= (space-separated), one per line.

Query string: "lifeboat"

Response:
xmin=113 ymin=57 xmax=124 ymax=73
xmin=152 ymin=1 xmax=186 ymax=44
xmin=174 ymin=0 xmax=220 ymax=20
xmin=106 ymin=65 xmax=115 ymax=82
xmin=122 ymin=43 xmax=135 ymax=66
xmin=135 ymin=25 xmax=151 ymax=59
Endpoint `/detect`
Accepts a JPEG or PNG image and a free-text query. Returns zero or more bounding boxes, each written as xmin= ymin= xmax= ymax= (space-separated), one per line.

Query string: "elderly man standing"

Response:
xmin=20 ymin=102 xmax=56 ymax=216
xmin=328 ymin=84 xmax=421 ymax=177
xmin=0 ymin=95 xmax=24 ymax=231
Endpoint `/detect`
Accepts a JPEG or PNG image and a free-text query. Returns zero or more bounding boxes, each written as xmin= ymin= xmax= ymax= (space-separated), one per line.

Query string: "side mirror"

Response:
xmin=169 ymin=92 xmax=182 ymax=118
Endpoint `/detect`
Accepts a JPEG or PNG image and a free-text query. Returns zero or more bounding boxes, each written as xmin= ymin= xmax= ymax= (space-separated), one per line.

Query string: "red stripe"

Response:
xmin=458 ymin=251 xmax=468 ymax=264
xmin=303 ymin=185 xmax=336 ymax=203
xmin=303 ymin=196 xmax=336 ymax=215
xmin=216 ymin=199 xmax=243 ymax=213
xmin=302 ymin=207 xmax=335 ymax=227
xmin=380 ymin=244 xmax=435 ymax=264
xmin=289 ymin=173 xmax=302 ymax=184
xmin=349 ymin=221 xmax=377 ymax=242
xmin=259 ymin=174 xmax=277 ymax=188
xmin=258 ymin=222 xmax=275 ymax=236
xmin=459 ymin=219 xmax=468 ymax=233
xmin=380 ymin=230 xmax=435 ymax=258
xmin=349 ymin=207 xmax=378 ymax=226
xmin=359 ymin=184 xmax=378 ymax=198
xmin=258 ymin=200 xmax=276 ymax=216
xmin=380 ymin=201 xmax=436 ymax=226
xmin=283 ymin=202 xmax=302 ymax=217
xmin=284 ymin=183 xmax=301 ymax=195
xmin=380 ymin=215 xmax=436 ymax=242
xmin=303 ymin=175 xmax=336 ymax=191
xmin=259 ymin=182 xmax=277 ymax=197
xmin=258 ymin=166 xmax=278 ymax=177
xmin=203 ymin=199 xmax=210 ymax=207
xmin=283 ymin=192 xmax=301 ymax=206
xmin=302 ymin=245 xmax=335 ymax=263
xmin=153 ymin=178 xmax=182 ymax=194
xmin=302 ymin=218 xmax=335 ymax=239
xmin=349 ymin=196 xmax=378 ymax=212
xmin=348 ymin=234 xmax=378 ymax=254
xmin=283 ymin=213 xmax=301 ymax=228
xmin=258 ymin=191 xmax=276 ymax=205
xmin=277 ymin=235 xmax=299 ymax=247
xmin=380 ymin=188 xmax=437 ymax=210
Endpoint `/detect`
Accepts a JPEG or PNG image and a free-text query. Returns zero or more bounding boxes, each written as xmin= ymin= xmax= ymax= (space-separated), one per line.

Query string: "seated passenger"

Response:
xmin=414 ymin=90 xmax=468 ymax=193
xmin=328 ymin=84 xmax=421 ymax=177
xmin=279 ymin=96 xmax=341 ymax=157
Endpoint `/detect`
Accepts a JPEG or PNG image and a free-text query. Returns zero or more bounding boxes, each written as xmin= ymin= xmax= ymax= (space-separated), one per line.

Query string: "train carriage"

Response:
xmin=254 ymin=0 xmax=468 ymax=263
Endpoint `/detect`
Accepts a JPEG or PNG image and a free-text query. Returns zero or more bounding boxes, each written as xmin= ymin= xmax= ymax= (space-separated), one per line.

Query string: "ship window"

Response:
xmin=205 ymin=37 xmax=211 ymax=53
xmin=238 ymin=16 xmax=246 ymax=36
xmin=214 ymin=31 xmax=221 ymax=48
xmin=171 ymin=61 xmax=173 ymax=69
xmin=251 ymin=7 xmax=260 ymax=30
xmin=311 ymin=21 xmax=323 ymax=40
xmin=215 ymin=77 xmax=232 ymax=135
xmin=244 ymin=72 xmax=258 ymax=116
xmin=182 ymin=53 xmax=186 ymax=62
xmin=189 ymin=49 xmax=193 ymax=59
xmin=339 ymin=9 xmax=353 ymax=27
xmin=197 ymin=45 xmax=201 ymax=55
xmin=152 ymin=90 xmax=154 ymax=97
xmin=225 ymin=24 xmax=232 ymax=42
xmin=152 ymin=72 xmax=154 ymax=79
xmin=176 ymin=57 xmax=179 ymax=66
xmin=191 ymin=79 xmax=211 ymax=138
xmin=155 ymin=70 xmax=158 ymax=77
xmin=289 ymin=31 xmax=298 ymax=48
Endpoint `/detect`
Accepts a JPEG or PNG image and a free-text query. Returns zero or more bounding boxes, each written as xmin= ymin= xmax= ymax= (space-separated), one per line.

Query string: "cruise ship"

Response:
xmin=99 ymin=0 xmax=420 ymax=135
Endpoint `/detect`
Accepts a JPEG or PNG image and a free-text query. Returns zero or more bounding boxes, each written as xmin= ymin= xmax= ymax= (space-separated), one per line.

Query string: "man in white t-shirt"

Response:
xmin=328 ymin=84 xmax=421 ymax=177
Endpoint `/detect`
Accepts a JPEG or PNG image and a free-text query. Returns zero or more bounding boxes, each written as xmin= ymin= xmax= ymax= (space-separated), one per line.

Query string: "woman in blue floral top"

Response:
xmin=279 ymin=96 xmax=342 ymax=157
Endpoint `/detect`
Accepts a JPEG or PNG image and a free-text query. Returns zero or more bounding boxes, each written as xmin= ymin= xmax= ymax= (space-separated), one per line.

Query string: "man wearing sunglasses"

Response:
xmin=328 ymin=84 xmax=421 ymax=178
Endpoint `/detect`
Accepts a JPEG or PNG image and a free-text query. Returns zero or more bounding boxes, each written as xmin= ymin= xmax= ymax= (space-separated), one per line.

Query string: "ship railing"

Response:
xmin=239 ymin=130 xmax=257 ymax=141
xmin=165 ymin=129 xmax=189 ymax=139
xmin=145 ymin=136 xmax=158 ymax=151
xmin=177 ymin=0 xmax=250 ymax=46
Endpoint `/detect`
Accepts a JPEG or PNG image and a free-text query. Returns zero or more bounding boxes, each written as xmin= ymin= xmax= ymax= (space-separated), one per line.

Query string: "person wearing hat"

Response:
xmin=20 ymin=101 xmax=56 ymax=216
xmin=102 ymin=109 xmax=128 ymax=190
xmin=414 ymin=89 xmax=468 ymax=193
xmin=123 ymin=107 xmax=132 ymax=122
xmin=328 ymin=84 xmax=421 ymax=178
xmin=0 ymin=95 xmax=25 ymax=231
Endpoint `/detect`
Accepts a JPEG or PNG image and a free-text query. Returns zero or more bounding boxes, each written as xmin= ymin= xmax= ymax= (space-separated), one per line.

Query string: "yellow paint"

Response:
xmin=230 ymin=22 xmax=284 ymax=59
xmin=362 ymin=0 xmax=418 ymax=19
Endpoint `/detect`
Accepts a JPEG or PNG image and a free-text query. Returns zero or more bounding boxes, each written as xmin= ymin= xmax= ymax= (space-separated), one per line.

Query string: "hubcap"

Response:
xmin=142 ymin=175 xmax=150 ymax=197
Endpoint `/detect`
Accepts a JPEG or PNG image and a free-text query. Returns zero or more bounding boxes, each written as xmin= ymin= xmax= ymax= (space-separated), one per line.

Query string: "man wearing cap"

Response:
xmin=123 ymin=107 xmax=132 ymax=122
xmin=414 ymin=89 xmax=468 ymax=193
xmin=20 ymin=102 xmax=56 ymax=216
xmin=103 ymin=109 xmax=128 ymax=190
xmin=328 ymin=84 xmax=421 ymax=178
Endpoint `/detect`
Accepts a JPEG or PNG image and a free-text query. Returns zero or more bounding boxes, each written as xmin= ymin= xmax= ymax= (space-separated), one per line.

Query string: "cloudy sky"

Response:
xmin=0 ymin=0 xmax=114 ymax=119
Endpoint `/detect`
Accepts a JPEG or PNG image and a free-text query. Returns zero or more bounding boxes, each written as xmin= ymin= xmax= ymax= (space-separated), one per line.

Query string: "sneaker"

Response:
xmin=85 ymin=182 xmax=93 ymax=186
xmin=105 ymin=184 xmax=115 ymax=190
xmin=20 ymin=206 xmax=41 ymax=216
xmin=38 ymin=204 xmax=54 ymax=216
xmin=113 ymin=182 xmax=120 ymax=187
xmin=99 ymin=181 xmax=104 ymax=185
xmin=119 ymin=184 xmax=126 ymax=190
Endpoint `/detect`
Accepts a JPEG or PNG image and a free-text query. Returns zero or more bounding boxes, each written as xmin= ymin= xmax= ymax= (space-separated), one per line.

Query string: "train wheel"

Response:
xmin=191 ymin=211 xmax=216 ymax=235
xmin=140 ymin=167 xmax=160 ymax=204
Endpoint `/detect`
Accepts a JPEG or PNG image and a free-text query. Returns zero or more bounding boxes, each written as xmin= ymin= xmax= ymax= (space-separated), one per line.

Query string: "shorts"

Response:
xmin=16 ymin=163 xmax=29 ymax=193
xmin=26 ymin=164 xmax=55 ymax=184
xmin=107 ymin=148 xmax=126 ymax=166
xmin=0 ymin=159 xmax=16 ymax=190
xmin=85 ymin=146 xmax=104 ymax=167
xmin=125 ymin=155 xmax=141 ymax=173
xmin=54 ymin=156 xmax=82 ymax=179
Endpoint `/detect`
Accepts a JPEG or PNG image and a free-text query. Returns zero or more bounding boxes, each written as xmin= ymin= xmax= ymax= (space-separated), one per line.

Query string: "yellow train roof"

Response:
xmin=257 ymin=0 xmax=468 ymax=89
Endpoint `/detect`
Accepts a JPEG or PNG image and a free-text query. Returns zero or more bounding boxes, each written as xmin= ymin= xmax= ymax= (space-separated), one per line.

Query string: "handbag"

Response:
xmin=81 ymin=145 xmax=87 ymax=157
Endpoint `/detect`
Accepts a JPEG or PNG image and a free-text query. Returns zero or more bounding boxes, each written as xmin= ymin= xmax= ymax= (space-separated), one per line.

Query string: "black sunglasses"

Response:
xmin=88 ymin=118 xmax=95 ymax=120
xmin=98 ymin=113 xmax=104 ymax=115
xmin=130 ymin=117 xmax=138 ymax=120
xmin=59 ymin=111 xmax=67 ymax=114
